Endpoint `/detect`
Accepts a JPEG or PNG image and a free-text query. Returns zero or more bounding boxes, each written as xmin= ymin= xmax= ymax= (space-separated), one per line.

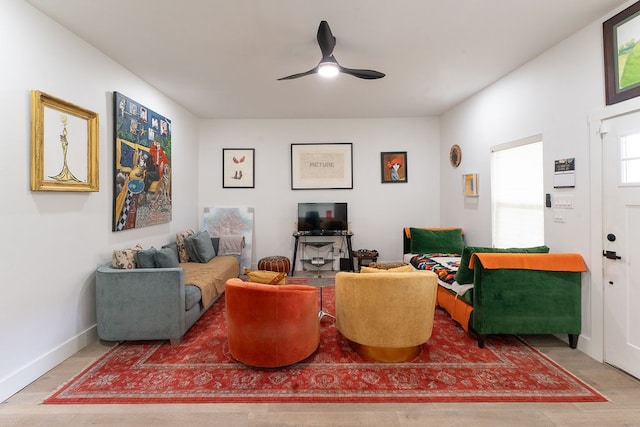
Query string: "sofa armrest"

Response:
xmin=469 ymin=252 xmax=586 ymax=272
xmin=95 ymin=265 xmax=187 ymax=341
xmin=470 ymin=254 xmax=583 ymax=336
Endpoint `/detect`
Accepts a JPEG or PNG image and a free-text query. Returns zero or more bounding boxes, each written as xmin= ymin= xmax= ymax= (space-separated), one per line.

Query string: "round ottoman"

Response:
xmin=258 ymin=256 xmax=291 ymax=274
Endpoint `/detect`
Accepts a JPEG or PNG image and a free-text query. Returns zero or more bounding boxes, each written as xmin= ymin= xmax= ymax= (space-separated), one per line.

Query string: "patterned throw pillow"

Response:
xmin=243 ymin=268 xmax=287 ymax=285
xmin=111 ymin=244 xmax=143 ymax=269
xmin=176 ymin=230 xmax=195 ymax=262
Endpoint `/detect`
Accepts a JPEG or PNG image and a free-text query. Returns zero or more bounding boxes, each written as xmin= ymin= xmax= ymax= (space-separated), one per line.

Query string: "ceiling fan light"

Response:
xmin=318 ymin=62 xmax=339 ymax=78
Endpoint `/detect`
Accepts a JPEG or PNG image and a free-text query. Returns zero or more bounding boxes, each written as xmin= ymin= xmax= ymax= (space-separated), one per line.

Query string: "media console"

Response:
xmin=291 ymin=231 xmax=354 ymax=276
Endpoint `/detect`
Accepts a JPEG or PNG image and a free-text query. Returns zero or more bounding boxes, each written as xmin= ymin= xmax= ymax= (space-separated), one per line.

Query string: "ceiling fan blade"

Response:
xmin=277 ymin=66 xmax=319 ymax=80
xmin=278 ymin=20 xmax=385 ymax=81
xmin=338 ymin=65 xmax=385 ymax=80
xmin=317 ymin=20 xmax=336 ymax=59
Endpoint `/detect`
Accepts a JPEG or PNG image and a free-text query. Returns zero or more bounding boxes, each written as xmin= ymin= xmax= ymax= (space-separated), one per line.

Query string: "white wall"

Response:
xmin=438 ymin=5 xmax=631 ymax=360
xmin=0 ymin=0 xmax=201 ymax=402
xmin=198 ymin=118 xmax=440 ymax=268
xmin=3 ymin=0 xmax=632 ymax=403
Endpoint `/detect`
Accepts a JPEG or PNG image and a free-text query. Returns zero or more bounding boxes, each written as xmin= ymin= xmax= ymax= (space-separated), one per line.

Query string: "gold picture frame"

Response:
xmin=31 ymin=90 xmax=99 ymax=192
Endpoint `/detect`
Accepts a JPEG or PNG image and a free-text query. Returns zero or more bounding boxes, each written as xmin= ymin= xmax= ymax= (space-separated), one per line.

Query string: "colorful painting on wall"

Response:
xmin=113 ymin=92 xmax=172 ymax=231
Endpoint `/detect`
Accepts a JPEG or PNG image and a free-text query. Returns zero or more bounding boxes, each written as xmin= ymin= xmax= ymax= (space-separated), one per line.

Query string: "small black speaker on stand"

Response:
xmin=339 ymin=257 xmax=350 ymax=271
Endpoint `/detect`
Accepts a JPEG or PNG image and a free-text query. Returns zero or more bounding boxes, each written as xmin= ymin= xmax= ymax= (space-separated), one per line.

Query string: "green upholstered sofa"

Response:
xmin=464 ymin=252 xmax=586 ymax=348
xmin=402 ymin=228 xmax=587 ymax=348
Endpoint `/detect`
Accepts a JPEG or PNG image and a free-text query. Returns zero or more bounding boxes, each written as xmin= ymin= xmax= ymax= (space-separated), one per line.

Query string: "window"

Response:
xmin=491 ymin=136 xmax=544 ymax=247
xmin=620 ymin=133 xmax=640 ymax=184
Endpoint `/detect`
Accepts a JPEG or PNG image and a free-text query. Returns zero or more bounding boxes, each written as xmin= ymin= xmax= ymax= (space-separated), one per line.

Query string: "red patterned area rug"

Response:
xmin=44 ymin=283 xmax=606 ymax=404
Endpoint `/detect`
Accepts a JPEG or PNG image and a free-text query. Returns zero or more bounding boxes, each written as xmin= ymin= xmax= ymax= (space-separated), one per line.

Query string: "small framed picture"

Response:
xmin=222 ymin=148 xmax=255 ymax=188
xmin=381 ymin=151 xmax=407 ymax=183
xmin=463 ymin=173 xmax=479 ymax=196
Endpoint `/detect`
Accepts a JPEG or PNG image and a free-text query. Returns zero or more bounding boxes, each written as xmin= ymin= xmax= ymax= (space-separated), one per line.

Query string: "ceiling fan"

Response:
xmin=278 ymin=20 xmax=385 ymax=81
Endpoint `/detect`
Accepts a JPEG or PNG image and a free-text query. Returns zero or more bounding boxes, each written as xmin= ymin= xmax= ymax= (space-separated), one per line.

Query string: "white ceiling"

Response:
xmin=26 ymin=0 xmax=626 ymax=119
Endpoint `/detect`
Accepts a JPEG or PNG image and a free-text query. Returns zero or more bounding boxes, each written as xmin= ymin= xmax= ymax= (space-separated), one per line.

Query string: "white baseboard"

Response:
xmin=0 ymin=325 xmax=97 ymax=403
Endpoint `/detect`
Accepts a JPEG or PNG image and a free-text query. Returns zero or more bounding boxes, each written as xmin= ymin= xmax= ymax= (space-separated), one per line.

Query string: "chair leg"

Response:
xmin=568 ymin=334 xmax=579 ymax=349
xmin=318 ymin=286 xmax=334 ymax=322
xmin=477 ymin=334 xmax=486 ymax=348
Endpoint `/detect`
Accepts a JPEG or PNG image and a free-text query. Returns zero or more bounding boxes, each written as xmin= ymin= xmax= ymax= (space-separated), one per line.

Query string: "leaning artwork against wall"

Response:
xmin=113 ymin=92 xmax=172 ymax=231
xmin=202 ymin=207 xmax=254 ymax=270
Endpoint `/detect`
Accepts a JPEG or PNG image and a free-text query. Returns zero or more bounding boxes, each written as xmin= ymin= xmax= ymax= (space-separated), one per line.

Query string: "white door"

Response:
xmin=602 ymin=111 xmax=640 ymax=380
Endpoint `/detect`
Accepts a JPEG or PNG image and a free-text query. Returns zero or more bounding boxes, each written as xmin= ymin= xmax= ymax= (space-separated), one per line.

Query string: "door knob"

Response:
xmin=603 ymin=250 xmax=621 ymax=260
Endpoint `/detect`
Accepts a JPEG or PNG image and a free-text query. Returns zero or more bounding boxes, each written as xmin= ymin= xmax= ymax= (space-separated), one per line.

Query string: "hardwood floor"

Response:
xmin=2 ymin=272 xmax=640 ymax=426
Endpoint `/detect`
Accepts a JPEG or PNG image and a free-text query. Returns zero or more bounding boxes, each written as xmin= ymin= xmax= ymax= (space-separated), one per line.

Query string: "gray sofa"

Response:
xmin=96 ymin=238 xmax=239 ymax=344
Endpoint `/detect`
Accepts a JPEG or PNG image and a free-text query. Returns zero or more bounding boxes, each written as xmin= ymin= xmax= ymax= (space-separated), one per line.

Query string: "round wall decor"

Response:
xmin=449 ymin=144 xmax=462 ymax=168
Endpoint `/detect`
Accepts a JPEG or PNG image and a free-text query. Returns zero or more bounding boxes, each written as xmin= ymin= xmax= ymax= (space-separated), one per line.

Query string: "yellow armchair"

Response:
xmin=334 ymin=271 xmax=438 ymax=362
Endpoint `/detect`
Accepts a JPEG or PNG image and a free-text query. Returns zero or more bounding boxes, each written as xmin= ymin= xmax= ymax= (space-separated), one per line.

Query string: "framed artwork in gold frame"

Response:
xmin=30 ymin=90 xmax=99 ymax=192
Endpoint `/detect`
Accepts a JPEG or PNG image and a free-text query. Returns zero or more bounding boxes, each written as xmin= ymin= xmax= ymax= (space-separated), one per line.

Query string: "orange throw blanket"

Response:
xmin=469 ymin=253 xmax=587 ymax=272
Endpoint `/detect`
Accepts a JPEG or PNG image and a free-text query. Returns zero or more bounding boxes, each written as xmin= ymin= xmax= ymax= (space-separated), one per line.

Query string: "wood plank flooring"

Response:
xmin=2 ymin=272 xmax=639 ymax=426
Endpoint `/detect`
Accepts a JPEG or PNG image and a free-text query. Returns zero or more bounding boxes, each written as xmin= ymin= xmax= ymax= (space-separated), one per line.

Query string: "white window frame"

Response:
xmin=490 ymin=135 xmax=544 ymax=248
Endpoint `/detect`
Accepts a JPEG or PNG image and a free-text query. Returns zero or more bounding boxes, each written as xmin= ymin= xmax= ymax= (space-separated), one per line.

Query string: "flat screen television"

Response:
xmin=297 ymin=202 xmax=348 ymax=234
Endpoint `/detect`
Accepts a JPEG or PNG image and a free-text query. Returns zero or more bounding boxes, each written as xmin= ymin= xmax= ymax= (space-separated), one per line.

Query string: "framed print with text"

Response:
xmin=291 ymin=143 xmax=353 ymax=190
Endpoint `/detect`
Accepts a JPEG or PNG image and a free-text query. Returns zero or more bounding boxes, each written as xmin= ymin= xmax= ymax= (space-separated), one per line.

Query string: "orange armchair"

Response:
xmin=224 ymin=278 xmax=320 ymax=368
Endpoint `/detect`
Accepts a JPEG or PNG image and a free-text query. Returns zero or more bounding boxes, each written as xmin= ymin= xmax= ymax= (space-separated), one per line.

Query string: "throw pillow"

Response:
xmin=135 ymin=246 xmax=157 ymax=268
xmin=154 ymin=247 xmax=180 ymax=268
xmin=183 ymin=231 xmax=205 ymax=262
xmin=176 ymin=230 xmax=195 ymax=262
xmin=361 ymin=264 xmax=414 ymax=273
xmin=161 ymin=242 xmax=179 ymax=261
xmin=454 ymin=245 xmax=551 ymax=284
xmin=244 ymin=268 xmax=287 ymax=285
xmin=409 ymin=227 xmax=464 ymax=255
xmin=184 ymin=231 xmax=217 ymax=263
xmin=111 ymin=244 xmax=143 ymax=269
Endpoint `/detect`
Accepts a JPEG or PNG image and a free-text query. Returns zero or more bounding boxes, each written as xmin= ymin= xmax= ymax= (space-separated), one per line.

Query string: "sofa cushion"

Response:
xmin=154 ymin=247 xmax=180 ymax=268
xmin=409 ymin=228 xmax=463 ymax=255
xmin=360 ymin=265 xmax=414 ymax=273
xmin=183 ymin=231 xmax=203 ymax=262
xmin=184 ymin=231 xmax=217 ymax=263
xmin=176 ymin=230 xmax=195 ymax=262
xmin=184 ymin=284 xmax=202 ymax=311
xmin=243 ymin=268 xmax=287 ymax=285
xmin=161 ymin=242 xmax=179 ymax=261
xmin=111 ymin=244 xmax=143 ymax=269
xmin=454 ymin=245 xmax=550 ymax=284
xmin=135 ymin=247 xmax=157 ymax=268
